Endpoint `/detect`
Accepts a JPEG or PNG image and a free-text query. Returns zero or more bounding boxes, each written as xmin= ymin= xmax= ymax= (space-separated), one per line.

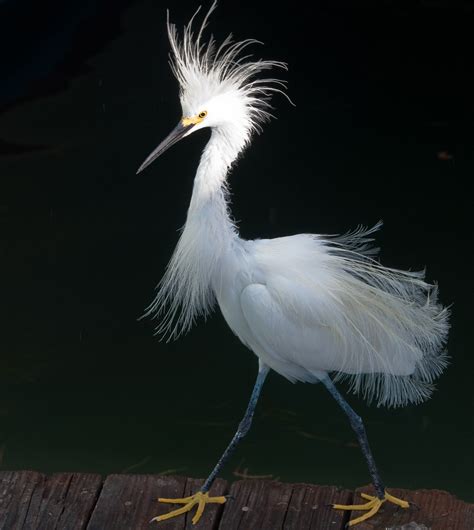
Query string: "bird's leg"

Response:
xmin=200 ymin=364 xmax=270 ymax=492
xmin=320 ymin=375 xmax=385 ymax=497
xmin=320 ymin=374 xmax=409 ymax=527
xmin=152 ymin=364 xmax=270 ymax=525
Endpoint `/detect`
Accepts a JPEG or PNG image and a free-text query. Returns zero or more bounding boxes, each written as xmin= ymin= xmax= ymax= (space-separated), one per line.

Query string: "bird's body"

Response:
xmin=137 ymin=3 xmax=449 ymax=526
xmin=146 ymin=114 xmax=447 ymax=408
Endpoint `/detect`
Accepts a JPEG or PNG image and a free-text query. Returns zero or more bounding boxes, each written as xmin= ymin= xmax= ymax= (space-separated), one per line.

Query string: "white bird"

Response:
xmin=137 ymin=3 xmax=450 ymax=527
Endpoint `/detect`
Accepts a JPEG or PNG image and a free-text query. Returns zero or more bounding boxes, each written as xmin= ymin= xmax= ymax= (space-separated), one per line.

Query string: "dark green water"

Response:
xmin=1 ymin=0 xmax=472 ymax=503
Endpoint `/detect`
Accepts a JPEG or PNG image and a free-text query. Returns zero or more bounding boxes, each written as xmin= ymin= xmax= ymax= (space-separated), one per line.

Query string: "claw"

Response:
xmin=151 ymin=491 xmax=226 ymax=525
xmin=333 ymin=490 xmax=410 ymax=527
xmin=385 ymin=491 xmax=409 ymax=508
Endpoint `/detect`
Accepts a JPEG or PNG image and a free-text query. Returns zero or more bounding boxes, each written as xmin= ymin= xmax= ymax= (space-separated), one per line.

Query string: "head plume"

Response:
xmin=166 ymin=2 xmax=289 ymax=134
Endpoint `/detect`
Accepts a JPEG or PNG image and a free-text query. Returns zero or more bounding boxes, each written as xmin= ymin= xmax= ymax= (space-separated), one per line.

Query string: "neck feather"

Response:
xmin=191 ymin=125 xmax=248 ymax=203
xmin=147 ymin=125 xmax=246 ymax=338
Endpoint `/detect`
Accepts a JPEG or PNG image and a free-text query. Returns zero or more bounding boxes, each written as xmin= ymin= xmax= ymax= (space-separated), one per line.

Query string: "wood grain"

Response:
xmin=0 ymin=471 xmax=102 ymax=530
xmin=1 ymin=472 xmax=473 ymax=529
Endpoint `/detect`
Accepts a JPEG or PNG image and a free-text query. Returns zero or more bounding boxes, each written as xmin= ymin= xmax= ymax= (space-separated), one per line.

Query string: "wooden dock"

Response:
xmin=1 ymin=472 xmax=473 ymax=529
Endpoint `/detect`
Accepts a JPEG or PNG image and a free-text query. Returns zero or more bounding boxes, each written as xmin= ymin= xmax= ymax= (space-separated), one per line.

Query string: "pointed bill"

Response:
xmin=136 ymin=121 xmax=195 ymax=174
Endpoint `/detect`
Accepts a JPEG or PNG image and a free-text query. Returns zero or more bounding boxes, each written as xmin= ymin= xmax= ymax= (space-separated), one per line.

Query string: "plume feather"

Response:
xmin=166 ymin=1 xmax=290 ymax=132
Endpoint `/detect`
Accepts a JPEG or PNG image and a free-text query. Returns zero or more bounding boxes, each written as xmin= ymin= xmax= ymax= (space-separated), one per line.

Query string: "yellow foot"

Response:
xmin=334 ymin=491 xmax=410 ymax=526
xmin=151 ymin=491 xmax=227 ymax=525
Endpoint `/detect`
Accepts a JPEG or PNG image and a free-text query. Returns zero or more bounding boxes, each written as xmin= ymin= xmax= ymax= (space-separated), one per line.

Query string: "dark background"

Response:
xmin=1 ymin=0 xmax=472 ymax=501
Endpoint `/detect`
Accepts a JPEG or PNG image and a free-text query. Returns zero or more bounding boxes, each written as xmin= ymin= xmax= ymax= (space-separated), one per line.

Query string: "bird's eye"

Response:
xmin=198 ymin=111 xmax=207 ymax=119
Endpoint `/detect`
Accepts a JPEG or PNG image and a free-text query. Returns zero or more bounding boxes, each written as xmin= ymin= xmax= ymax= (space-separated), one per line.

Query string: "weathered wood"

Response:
xmin=0 ymin=471 xmax=102 ymax=530
xmin=0 ymin=471 xmax=43 ymax=529
xmin=282 ymin=484 xmax=353 ymax=529
xmin=218 ymin=480 xmax=352 ymax=529
xmin=87 ymin=474 xmax=185 ymax=530
xmin=218 ymin=479 xmax=293 ymax=529
xmin=1 ymin=472 xmax=474 ymax=529
xmin=86 ymin=474 xmax=227 ymax=530
xmin=352 ymin=485 xmax=474 ymax=530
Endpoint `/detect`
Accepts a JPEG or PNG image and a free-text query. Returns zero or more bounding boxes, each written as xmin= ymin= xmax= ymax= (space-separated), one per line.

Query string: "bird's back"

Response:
xmin=215 ymin=226 xmax=449 ymax=408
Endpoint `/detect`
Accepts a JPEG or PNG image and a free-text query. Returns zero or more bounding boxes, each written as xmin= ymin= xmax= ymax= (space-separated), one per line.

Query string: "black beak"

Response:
xmin=136 ymin=121 xmax=195 ymax=174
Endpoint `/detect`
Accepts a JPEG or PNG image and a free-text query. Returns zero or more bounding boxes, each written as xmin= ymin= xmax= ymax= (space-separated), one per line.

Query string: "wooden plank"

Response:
xmin=0 ymin=471 xmax=102 ymax=530
xmin=87 ymin=474 xmax=185 ymax=530
xmin=217 ymin=480 xmax=352 ymax=529
xmin=0 ymin=471 xmax=43 ymax=529
xmin=86 ymin=474 xmax=227 ymax=530
xmin=352 ymin=485 xmax=474 ymax=530
xmin=283 ymin=483 xmax=353 ymax=529
xmin=217 ymin=479 xmax=291 ymax=529
xmin=3 ymin=472 xmax=474 ymax=530
xmin=24 ymin=473 xmax=103 ymax=530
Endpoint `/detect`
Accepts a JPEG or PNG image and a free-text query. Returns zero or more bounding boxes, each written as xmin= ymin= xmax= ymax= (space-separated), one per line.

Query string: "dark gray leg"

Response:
xmin=201 ymin=364 xmax=270 ymax=493
xmin=320 ymin=374 xmax=385 ymax=498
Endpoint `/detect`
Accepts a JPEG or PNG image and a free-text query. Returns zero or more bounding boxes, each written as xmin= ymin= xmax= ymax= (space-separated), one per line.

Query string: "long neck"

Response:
xmin=148 ymin=126 xmax=246 ymax=338
xmin=188 ymin=126 xmax=244 ymax=240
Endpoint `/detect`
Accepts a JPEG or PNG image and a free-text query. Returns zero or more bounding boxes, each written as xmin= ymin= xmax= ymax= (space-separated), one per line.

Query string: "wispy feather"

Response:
xmin=319 ymin=224 xmax=450 ymax=407
xmin=166 ymin=1 xmax=289 ymax=132
xmin=143 ymin=2 xmax=289 ymax=338
xmin=142 ymin=4 xmax=449 ymax=410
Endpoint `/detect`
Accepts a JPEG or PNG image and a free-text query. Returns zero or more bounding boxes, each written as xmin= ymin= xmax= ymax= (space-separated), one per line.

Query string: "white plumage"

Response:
xmin=142 ymin=2 xmax=449 ymax=409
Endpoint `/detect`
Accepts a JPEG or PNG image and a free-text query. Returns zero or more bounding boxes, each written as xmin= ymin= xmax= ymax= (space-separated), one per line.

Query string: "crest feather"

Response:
xmin=166 ymin=1 xmax=290 ymax=131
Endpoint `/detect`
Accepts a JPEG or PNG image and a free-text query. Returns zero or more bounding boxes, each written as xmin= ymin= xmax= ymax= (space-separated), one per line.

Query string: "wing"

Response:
xmin=239 ymin=228 xmax=449 ymax=407
xmin=240 ymin=282 xmax=338 ymax=384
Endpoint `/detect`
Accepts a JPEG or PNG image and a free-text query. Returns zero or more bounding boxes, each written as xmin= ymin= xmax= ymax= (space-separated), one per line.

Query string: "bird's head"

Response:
xmin=137 ymin=2 xmax=289 ymax=174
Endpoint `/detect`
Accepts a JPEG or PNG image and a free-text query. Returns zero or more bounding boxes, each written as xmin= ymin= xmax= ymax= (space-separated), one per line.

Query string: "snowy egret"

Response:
xmin=137 ymin=3 xmax=450 ymax=526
